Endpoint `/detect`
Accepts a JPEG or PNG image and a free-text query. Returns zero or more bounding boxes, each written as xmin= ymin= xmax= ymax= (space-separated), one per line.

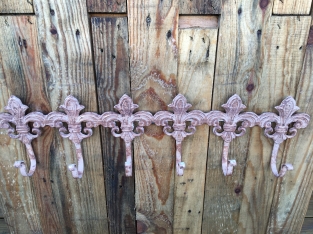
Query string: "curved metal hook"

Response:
xmin=68 ymin=142 xmax=84 ymax=179
xmin=221 ymin=141 xmax=237 ymax=176
xmin=270 ymin=142 xmax=293 ymax=177
xmin=14 ymin=142 xmax=37 ymax=176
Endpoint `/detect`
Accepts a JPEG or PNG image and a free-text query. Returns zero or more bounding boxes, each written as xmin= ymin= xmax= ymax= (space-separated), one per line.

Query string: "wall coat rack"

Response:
xmin=0 ymin=94 xmax=310 ymax=179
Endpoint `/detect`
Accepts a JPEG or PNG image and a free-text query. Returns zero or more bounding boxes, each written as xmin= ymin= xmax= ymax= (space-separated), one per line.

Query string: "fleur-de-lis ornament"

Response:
xmin=0 ymin=96 xmax=45 ymax=176
xmin=258 ymin=97 xmax=310 ymax=177
xmin=206 ymin=95 xmax=258 ymax=176
xmin=99 ymin=94 xmax=153 ymax=176
xmin=154 ymin=94 xmax=205 ymax=176
xmin=46 ymin=96 xmax=94 ymax=179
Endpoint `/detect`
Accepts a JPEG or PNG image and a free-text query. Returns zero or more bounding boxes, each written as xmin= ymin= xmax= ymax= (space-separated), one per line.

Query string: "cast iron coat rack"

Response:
xmin=0 ymin=94 xmax=310 ymax=178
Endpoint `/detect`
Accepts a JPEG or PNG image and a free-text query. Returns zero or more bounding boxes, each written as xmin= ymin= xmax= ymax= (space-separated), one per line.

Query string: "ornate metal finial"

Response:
xmin=154 ymin=94 xmax=205 ymax=176
xmin=100 ymin=94 xmax=153 ymax=176
xmin=258 ymin=96 xmax=310 ymax=177
xmin=0 ymin=94 xmax=310 ymax=178
xmin=206 ymin=95 xmax=258 ymax=176
xmin=0 ymin=96 xmax=45 ymax=176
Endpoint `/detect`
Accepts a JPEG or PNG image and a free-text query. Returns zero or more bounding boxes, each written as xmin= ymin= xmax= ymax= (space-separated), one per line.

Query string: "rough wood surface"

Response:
xmin=127 ymin=0 xmax=178 ymax=233
xmin=178 ymin=16 xmax=219 ymax=29
xmin=0 ymin=0 xmax=33 ymax=13
xmin=306 ymin=195 xmax=313 ymax=218
xmin=91 ymin=16 xmax=136 ymax=234
xmin=273 ymin=0 xmax=312 ymax=15
xmin=87 ymin=0 xmax=126 ymax=13
xmin=301 ymin=218 xmax=313 ymax=233
xmin=239 ymin=15 xmax=311 ymax=234
xmin=173 ymin=28 xmax=217 ymax=233
xmin=202 ymin=0 xmax=273 ymax=232
xmin=265 ymin=19 xmax=313 ymax=233
xmin=0 ymin=15 xmax=52 ymax=233
xmin=0 ymin=219 xmax=9 ymax=234
xmin=179 ymin=0 xmax=220 ymax=14
xmin=33 ymin=0 xmax=109 ymax=233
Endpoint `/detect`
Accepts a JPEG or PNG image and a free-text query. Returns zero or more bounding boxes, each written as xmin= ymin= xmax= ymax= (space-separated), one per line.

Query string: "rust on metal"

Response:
xmin=0 ymin=94 xmax=310 ymax=178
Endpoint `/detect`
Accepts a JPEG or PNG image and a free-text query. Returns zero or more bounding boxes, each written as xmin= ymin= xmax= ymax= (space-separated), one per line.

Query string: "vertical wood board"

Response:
xmin=173 ymin=28 xmax=217 ymax=234
xmin=0 ymin=15 xmax=52 ymax=233
xmin=265 ymin=18 xmax=313 ymax=233
xmin=238 ymin=15 xmax=311 ymax=234
xmin=91 ymin=16 xmax=136 ymax=234
xmin=127 ymin=0 xmax=179 ymax=232
xmin=202 ymin=0 xmax=273 ymax=232
xmin=33 ymin=0 xmax=109 ymax=233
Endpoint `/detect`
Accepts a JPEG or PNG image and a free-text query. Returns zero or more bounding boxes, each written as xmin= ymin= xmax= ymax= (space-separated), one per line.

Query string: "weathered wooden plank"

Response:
xmin=0 ymin=15 xmax=54 ymax=233
xmin=266 ymin=19 xmax=313 ymax=233
xmin=0 ymin=0 xmax=33 ymax=13
xmin=127 ymin=0 xmax=178 ymax=233
xmin=201 ymin=0 xmax=274 ymax=232
xmin=87 ymin=0 xmax=126 ymax=13
xmin=301 ymin=218 xmax=313 ymax=233
xmin=173 ymin=28 xmax=217 ymax=233
xmin=306 ymin=195 xmax=313 ymax=218
xmin=179 ymin=0 xmax=220 ymax=14
xmin=273 ymin=0 xmax=312 ymax=15
xmin=178 ymin=16 xmax=218 ymax=29
xmin=33 ymin=1 xmax=109 ymax=233
xmin=0 ymin=219 xmax=9 ymax=234
xmin=91 ymin=17 xmax=136 ymax=233
xmin=239 ymin=16 xmax=311 ymax=234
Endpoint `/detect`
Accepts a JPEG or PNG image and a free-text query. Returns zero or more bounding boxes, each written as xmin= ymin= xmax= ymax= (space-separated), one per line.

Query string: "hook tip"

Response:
xmin=177 ymin=162 xmax=185 ymax=176
xmin=68 ymin=164 xmax=82 ymax=179
xmin=14 ymin=160 xmax=25 ymax=168
xmin=125 ymin=161 xmax=132 ymax=177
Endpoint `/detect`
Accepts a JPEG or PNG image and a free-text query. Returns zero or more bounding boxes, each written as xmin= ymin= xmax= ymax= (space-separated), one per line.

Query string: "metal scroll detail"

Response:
xmin=99 ymin=94 xmax=153 ymax=177
xmin=0 ymin=96 xmax=45 ymax=176
xmin=258 ymin=97 xmax=310 ymax=177
xmin=0 ymin=94 xmax=310 ymax=178
xmin=154 ymin=94 xmax=205 ymax=176
xmin=205 ymin=95 xmax=258 ymax=176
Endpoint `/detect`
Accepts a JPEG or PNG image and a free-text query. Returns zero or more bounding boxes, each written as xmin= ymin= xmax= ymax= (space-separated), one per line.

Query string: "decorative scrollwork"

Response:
xmin=0 ymin=96 xmax=45 ymax=176
xmin=100 ymin=94 xmax=153 ymax=176
xmin=258 ymin=96 xmax=310 ymax=177
xmin=154 ymin=94 xmax=205 ymax=176
xmin=205 ymin=94 xmax=258 ymax=176
xmin=0 ymin=94 xmax=310 ymax=178
xmin=46 ymin=96 xmax=94 ymax=179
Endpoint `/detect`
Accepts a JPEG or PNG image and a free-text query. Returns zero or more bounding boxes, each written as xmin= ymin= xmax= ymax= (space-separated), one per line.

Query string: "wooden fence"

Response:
xmin=0 ymin=0 xmax=313 ymax=233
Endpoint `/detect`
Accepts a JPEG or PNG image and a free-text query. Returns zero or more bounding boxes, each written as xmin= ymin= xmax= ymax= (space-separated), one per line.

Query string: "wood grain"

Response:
xmin=0 ymin=0 xmax=33 ymax=13
xmin=179 ymin=0 xmax=220 ymax=14
xmin=301 ymin=218 xmax=313 ymax=233
xmin=273 ymin=0 xmax=312 ymax=15
xmin=265 ymin=18 xmax=313 ymax=233
xmin=173 ymin=28 xmax=217 ymax=233
xmin=239 ymin=15 xmax=311 ymax=234
xmin=91 ymin=17 xmax=136 ymax=233
xmin=87 ymin=0 xmax=126 ymax=13
xmin=0 ymin=219 xmax=9 ymax=234
xmin=33 ymin=0 xmax=109 ymax=233
xmin=178 ymin=16 xmax=219 ymax=29
xmin=0 ymin=15 xmax=54 ymax=233
xmin=305 ymin=195 xmax=313 ymax=218
xmin=201 ymin=0 xmax=274 ymax=232
xmin=127 ymin=0 xmax=179 ymax=232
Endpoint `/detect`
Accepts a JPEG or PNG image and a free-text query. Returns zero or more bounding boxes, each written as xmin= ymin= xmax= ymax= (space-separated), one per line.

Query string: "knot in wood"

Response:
xmin=223 ymin=124 xmax=237 ymax=132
